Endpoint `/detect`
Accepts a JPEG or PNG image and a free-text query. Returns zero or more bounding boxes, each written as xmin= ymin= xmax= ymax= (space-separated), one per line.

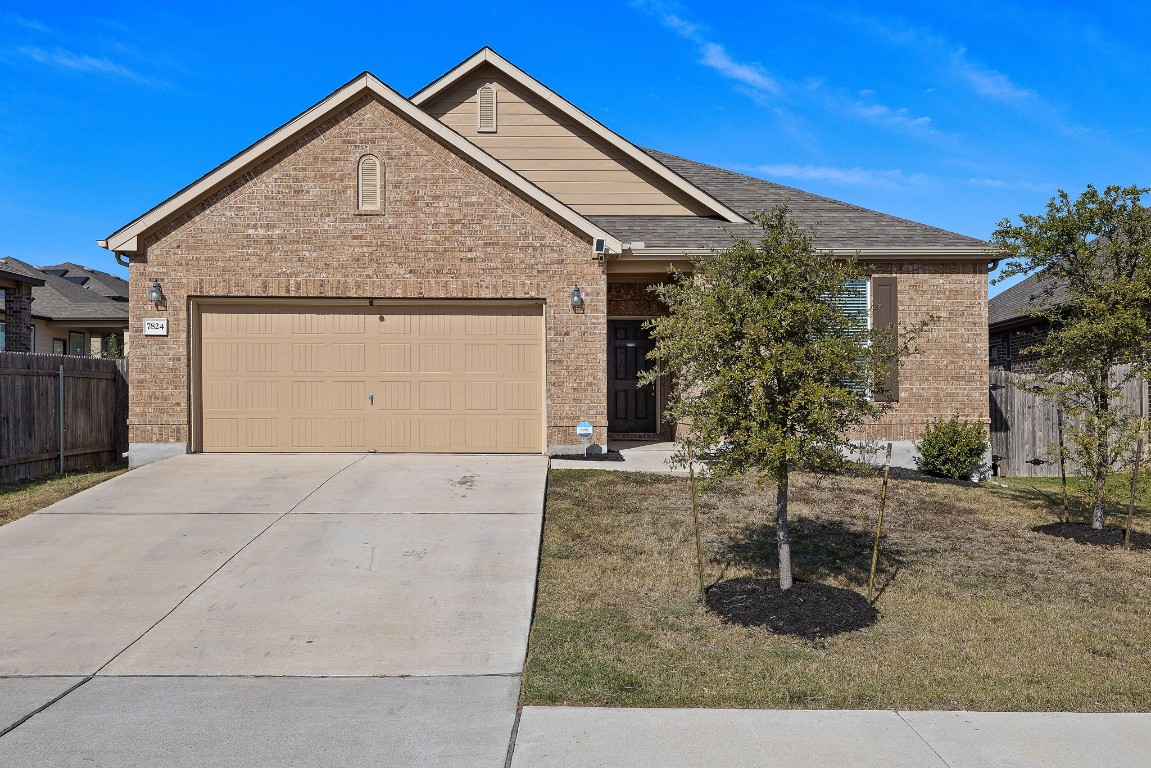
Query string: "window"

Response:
xmin=0 ymin=321 xmax=5 ymax=351
xmin=52 ymin=338 xmax=65 ymax=355
xmin=477 ymin=84 xmax=497 ymax=133
xmin=837 ymin=278 xmax=871 ymax=334
xmin=832 ymin=278 xmax=870 ymax=396
xmin=68 ymin=331 xmax=85 ymax=357
xmin=357 ymin=154 xmax=381 ymax=211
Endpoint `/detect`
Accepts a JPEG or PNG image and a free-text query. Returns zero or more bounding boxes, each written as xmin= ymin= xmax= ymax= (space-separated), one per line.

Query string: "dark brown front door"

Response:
xmin=608 ymin=319 xmax=657 ymax=434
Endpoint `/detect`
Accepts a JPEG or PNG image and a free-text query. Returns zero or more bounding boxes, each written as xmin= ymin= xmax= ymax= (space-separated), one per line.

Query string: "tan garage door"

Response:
xmin=198 ymin=302 xmax=543 ymax=453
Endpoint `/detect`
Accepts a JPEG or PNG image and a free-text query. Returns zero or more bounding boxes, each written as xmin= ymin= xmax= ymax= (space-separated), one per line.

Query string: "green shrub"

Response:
xmin=915 ymin=416 xmax=988 ymax=478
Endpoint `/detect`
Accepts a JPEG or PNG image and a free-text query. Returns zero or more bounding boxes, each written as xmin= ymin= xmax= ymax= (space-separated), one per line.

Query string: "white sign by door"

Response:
xmin=143 ymin=318 xmax=168 ymax=336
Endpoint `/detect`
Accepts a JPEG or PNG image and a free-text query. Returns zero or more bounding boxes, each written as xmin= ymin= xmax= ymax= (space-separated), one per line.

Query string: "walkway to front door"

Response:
xmin=607 ymin=319 xmax=657 ymax=434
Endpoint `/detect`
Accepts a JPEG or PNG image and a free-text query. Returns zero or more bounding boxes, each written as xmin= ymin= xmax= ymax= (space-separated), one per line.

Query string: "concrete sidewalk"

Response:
xmin=509 ymin=707 xmax=1151 ymax=768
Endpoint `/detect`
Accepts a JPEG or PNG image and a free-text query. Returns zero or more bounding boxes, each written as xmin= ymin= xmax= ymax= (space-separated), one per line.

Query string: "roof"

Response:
xmin=0 ymin=258 xmax=129 ymax=323
xmin=0 ymin=266 xmax=44 ymax=287
xmin=40 ymin=262 xmax=128 ymax=301
xmin=99 ymin=71 xmax=622 ymax=255
xmin=989 ymin=271 xmax=1069 ymax=327
xmin=410 ymin=47 xmax=747 ymax=225
xmin=588 ymin=150 xmax=991 ymax=256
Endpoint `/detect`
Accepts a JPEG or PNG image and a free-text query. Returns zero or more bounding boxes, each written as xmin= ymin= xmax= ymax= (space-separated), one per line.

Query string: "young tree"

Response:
xmin=641 ymin=205 xmax=922 ymax=591
xmin=994 ymin=185 xmax=1151 ymax=529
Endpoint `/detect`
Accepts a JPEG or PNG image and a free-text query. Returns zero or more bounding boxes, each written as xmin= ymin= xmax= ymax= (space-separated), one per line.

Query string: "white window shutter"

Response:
xmin=477 ymin=84 xmax=497 ymax=133
xmin=358 ymin=155 xmax=381 ymax=211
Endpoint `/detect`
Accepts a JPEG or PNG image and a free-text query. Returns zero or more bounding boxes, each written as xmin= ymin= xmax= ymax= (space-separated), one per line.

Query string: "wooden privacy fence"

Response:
xmin=990 ymin=365 xmax=1146 ymax=477
xmin=0 ymin=352 xmax=128 ymax=483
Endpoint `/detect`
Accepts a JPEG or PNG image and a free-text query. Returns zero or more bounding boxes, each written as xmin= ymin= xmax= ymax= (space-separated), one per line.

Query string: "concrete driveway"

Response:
xmin=0 ymin=453 xmax=547 ymax=767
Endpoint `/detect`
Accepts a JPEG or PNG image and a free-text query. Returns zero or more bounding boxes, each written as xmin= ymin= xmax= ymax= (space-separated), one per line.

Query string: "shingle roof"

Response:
xmin=587 ymin=150 xmax=990 ymax=252
xmin=39 ymin=262 xmax=129 ymax=301
xmin=988 ymin=271 xmax=1068 ymax=327
xmin=0 ymin=257 xmax=129 ymax=322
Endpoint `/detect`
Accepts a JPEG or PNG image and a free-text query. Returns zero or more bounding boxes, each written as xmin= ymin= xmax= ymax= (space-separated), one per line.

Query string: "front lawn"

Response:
xmin=523 ymin=468 xmax=1151 ymax=711
xmin=0 ymin=466 xmax=128 ymax=527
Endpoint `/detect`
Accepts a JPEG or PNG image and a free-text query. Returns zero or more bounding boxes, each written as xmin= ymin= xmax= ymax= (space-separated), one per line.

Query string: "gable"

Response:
xmin=100 ymin=72 xmax=620 ymax=256
xmin=418 ymin=62 xmax=723 ymax=219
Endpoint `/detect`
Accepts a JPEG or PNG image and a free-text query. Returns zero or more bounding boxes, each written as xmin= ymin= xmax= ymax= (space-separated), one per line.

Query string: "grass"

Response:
xmin=523 ymin=467 xmax=1151 ymax=711
xmin=0 ymin=466 xmax=128 ymax=527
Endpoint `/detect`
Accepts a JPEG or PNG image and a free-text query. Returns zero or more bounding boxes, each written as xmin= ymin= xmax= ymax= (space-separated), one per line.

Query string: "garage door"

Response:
xmin=198 ymin=302 xmax=543 ymax=453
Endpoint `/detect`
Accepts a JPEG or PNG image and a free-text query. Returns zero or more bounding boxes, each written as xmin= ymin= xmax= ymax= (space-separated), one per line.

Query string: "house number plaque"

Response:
xmin=143 ymin=318 xmax=168 ymax=336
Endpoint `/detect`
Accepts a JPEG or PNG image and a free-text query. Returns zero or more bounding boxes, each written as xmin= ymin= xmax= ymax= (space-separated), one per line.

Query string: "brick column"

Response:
xmin=3 ymin=284 xmax=33 ymax=352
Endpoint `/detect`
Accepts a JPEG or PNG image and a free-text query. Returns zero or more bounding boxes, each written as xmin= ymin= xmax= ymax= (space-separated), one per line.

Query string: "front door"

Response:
xmin=607 ymin=319 xmax=658 ymax=434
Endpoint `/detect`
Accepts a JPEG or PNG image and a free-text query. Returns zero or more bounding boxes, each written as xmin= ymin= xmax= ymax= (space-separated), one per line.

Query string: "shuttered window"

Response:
xmin=837 ymin=278 xmax=870 ymax=334
xmin=477 ymin=84 xmax=497 ymax=133
xmin=358 ymin=155 xmax=381 ymax=211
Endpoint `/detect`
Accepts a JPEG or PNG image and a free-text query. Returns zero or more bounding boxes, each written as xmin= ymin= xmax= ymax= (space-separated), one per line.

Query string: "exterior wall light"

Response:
xmin=570 ymin=286 xmax=585 ymax=311
xmin=148 ymin=280 xmax=165 ymax=305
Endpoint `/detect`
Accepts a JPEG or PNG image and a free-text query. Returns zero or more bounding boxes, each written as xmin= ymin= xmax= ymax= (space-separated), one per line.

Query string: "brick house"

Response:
xmin=98 ymin=48 xmax=992 ymax=466
xmin=0 ymin=257 xmax=128 ymax=357
xmin=988 ymin=270 xmax=1066 ymax=373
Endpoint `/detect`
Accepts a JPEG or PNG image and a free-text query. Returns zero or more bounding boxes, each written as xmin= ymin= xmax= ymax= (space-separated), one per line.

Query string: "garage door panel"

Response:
xmin=200 ymin=303 xmax=542 ymax=453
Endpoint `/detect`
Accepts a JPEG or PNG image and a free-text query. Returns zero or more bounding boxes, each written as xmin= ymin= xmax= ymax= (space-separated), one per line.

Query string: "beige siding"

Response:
xmin=422 ymin=64 xmax=716 ymax=217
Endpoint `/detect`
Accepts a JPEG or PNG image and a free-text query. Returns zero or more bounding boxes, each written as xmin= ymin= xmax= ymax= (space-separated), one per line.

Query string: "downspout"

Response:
xmin=114 ymin=252 xmax=131 ymax=268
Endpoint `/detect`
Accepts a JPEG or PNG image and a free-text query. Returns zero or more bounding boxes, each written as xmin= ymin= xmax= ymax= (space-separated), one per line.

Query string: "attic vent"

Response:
xmin=358 ymin=154 xmax=382 ymax=211
xmin=477 ymin=84 xmax=497 ymax=133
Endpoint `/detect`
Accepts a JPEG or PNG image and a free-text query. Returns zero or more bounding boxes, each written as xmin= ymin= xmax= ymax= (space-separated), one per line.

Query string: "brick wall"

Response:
xmin=128 ymin=94 xmax=607 ymax=449
xmin=848 ymin=262 xmax=990 ymax=442
xmin=2 ymin=284 xmax=33 ymax=353
xmin=989 ymin=321 xmax=1049 ymax=373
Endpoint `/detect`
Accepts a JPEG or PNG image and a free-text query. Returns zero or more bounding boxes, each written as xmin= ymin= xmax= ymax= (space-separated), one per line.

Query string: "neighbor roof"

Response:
xmin=99 ymin=71 xmax=623 ymax=255
xmin=40 ymin=262 xmax=128 ymax=301
xmin=0 ymin=258 xmax=129 ymax=322
xmin=988 ymin=271 xmax=1069 ymax=328
xmin=587 ymin=151 xmax=992 ymax=257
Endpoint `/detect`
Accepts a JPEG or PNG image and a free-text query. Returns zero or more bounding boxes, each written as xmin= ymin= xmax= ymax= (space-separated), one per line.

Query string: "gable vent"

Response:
xmin=477 ymin=84 xmax=497 ymax=133
xmin=358 ymin=154 xmax=381 ymax=211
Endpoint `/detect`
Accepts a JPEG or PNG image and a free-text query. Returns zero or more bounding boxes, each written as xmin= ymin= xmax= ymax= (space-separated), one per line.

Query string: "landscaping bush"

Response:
xmin=915 ymin=416 xmax=988 ymax=478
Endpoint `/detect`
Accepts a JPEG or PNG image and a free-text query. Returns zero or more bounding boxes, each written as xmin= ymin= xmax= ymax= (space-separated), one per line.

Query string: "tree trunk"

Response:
xmin=1091 ymin=363 xmax=1110 ymax=530
xmin=776 ymin=460 xmax=793 ymax=591
xmin=1091 ymin=469 xmax=1107 ymax=530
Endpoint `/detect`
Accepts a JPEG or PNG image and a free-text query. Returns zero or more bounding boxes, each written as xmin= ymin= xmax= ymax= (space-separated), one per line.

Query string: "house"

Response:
xmin=988 ymin=271 xmax=1066 ymax=372
xmin=97 ymin=48 xmax=992 ymax=466
xmin=0 ymin=257 xmax=129 ymax=356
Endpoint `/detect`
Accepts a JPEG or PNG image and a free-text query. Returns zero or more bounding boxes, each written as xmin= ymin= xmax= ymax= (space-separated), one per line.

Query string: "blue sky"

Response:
xmin=1 ymin=1 xmax=1147 ymax=296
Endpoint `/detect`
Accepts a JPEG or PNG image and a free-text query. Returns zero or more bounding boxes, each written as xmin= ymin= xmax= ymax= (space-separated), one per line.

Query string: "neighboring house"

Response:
xmin=988 ymin=271 xmax=1066 ymax=372
xmin=0 ymin=257 xmax=129 ymax=357
xmin=97 ymin=48 xmax=992 ymax=466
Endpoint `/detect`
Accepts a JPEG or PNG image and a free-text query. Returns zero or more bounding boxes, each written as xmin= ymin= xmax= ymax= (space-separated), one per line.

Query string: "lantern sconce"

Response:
xmin=148 ymin=280 xmax=166 ymax=306
xmin=570 ymin=285 xmax=585 ymax=312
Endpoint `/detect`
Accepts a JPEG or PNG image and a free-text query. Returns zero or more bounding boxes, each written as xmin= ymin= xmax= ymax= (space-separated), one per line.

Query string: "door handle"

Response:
xmin=369 ymin=393 xmax=374 ymax=405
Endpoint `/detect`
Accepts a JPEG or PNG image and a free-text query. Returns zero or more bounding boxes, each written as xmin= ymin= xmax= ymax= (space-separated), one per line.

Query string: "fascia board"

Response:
xmin=101 ymin=72 xmax=621 ymax=255
xmin=411 ymin=48 xmax=750 ymax=226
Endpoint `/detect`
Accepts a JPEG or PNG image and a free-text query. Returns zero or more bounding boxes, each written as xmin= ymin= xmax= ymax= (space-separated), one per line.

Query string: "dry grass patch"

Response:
xmin=523 ymin=468 xmax=1151 ymax=711
xmin=0 ymin=466 xmax=128 ymax=527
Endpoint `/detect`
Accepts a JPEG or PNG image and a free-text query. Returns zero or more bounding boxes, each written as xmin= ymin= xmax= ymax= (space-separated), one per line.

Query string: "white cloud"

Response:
xmin=951 ymin=48 xmax=1045 ymax=109
xmin=850 ymin=101 xmax=933 ymax=130
xmin=746 ymin=163 xmax=932 ymax=188
xmin=963 ymin=177 xmax=1055 ymax=193
xmin=699 ymin=43 xmax=781 ymax=95
xmin=11 ymin=46 xmax=149 ymax=82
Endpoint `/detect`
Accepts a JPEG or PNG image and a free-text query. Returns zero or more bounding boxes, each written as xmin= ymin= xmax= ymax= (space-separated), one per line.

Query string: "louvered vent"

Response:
xmin=477 ymin=84 xmax=497 ymax=133
xmin=358 ymin=154 xmax=381 ymax=211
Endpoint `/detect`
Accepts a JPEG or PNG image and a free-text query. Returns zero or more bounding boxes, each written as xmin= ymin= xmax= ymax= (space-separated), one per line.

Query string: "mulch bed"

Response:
xmin=704 ymin=577 xmax=879 ymax=640
xmin=552 ymin=449 xmax=625 ymax=462
xmin=1033 ymin=522 xmax=1151 ymax=551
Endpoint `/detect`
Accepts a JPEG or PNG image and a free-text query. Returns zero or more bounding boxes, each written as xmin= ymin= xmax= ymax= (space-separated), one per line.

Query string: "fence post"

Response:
xmin=57 ymin=364 xmax=65 ymax=475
